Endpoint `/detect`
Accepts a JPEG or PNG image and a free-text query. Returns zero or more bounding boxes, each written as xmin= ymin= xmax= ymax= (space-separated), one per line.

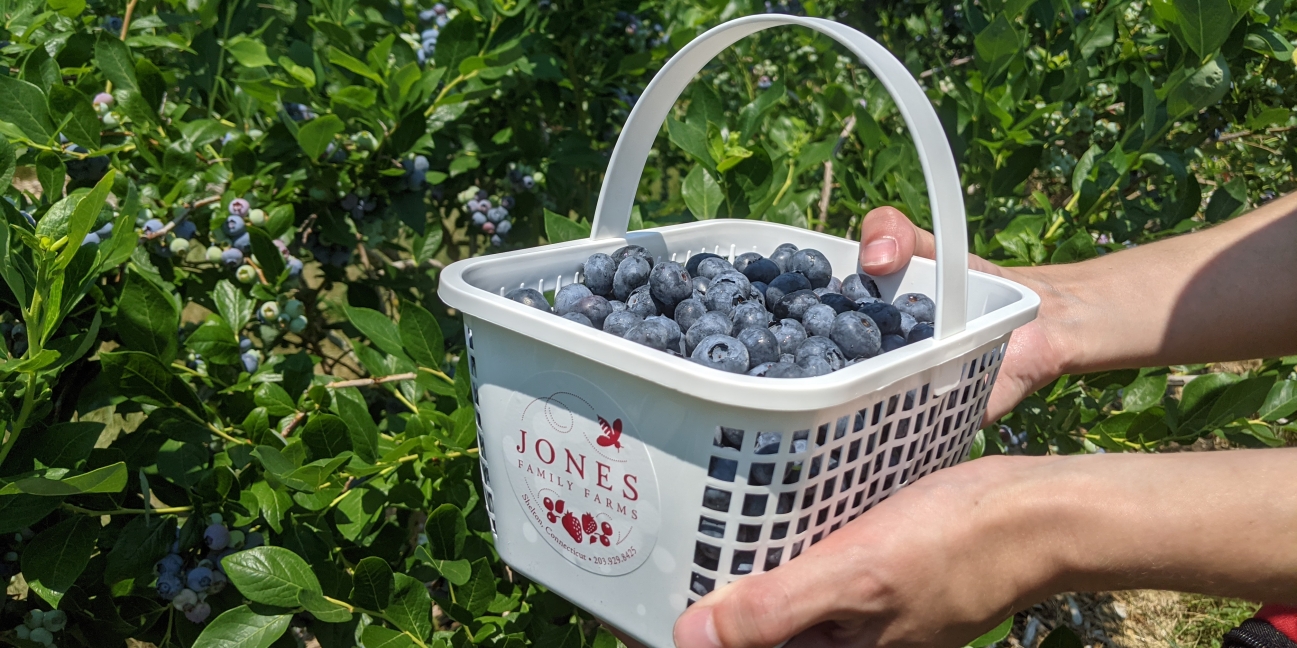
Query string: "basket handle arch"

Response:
xmin=589 ymin=15 xmax=969 ymax=340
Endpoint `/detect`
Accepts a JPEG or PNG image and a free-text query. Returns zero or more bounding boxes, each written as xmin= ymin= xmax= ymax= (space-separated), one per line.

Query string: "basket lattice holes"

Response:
xmin=686 ymin=342 xmax=1005 ymax=604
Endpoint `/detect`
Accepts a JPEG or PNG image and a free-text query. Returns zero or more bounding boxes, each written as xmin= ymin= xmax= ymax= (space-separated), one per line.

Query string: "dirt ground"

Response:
xmin=1003 ymin=588 xmax=1258 ymax=647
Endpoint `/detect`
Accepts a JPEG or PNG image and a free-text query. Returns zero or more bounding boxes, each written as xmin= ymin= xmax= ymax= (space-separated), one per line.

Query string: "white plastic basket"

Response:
xmin=438 ymin=15 xmax=1039 ymax=648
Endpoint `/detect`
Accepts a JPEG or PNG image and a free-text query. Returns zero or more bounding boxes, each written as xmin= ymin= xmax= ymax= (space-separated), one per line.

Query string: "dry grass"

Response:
xmin=1001 ymin=590 xmax=1259 ymax=648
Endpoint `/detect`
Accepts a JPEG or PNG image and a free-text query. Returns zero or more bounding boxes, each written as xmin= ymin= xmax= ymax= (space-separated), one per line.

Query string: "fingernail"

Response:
xmin=675 ymin=608 xmax=721 ymax=648
xmin=862 ymin=237 xmax=897 ymax=267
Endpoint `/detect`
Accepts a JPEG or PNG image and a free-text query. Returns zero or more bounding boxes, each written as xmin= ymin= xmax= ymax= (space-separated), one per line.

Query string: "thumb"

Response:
xmin=858 ymin=207 xmax=931 ymax=276
xmin=674 ymin=550 xmax=849 ymax=648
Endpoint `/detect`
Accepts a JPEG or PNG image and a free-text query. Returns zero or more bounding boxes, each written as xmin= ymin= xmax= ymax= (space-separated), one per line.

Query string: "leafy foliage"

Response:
xmin=0 ymin=0 xmax=1294 ymax=645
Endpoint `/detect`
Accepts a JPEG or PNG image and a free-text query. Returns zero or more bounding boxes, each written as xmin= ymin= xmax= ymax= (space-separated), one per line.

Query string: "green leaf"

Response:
xmin=1167 ymin=55 xmax=1231 ymax=117
xmin=247 ymin=226 xmax=285 ymax=282
xmin=222 ymin=546 xmax=322 ymax=607
xmin=0 ymin=76 xmax=54 ymax=142
xmin=297 ymin=589 xmax=353 ymax=623
xmin=1172 ymin=0 xmax=1237 ymax=57
xmin=1122 ymin=374 xmax=1167 ymax=412
xmin=104 ymin=515 xmax=176 ymax=584
xmin=543 ymin=209 xmax=591 ymax=244
xmin=974 ymin=15 xmax=1021 ymax=73
xmin=225 ymin=35 xmax=275 ymax=67
xmin=1204 ymin=177 xmax=1247 ymax=223
xmin=0 ymin=138 xmax=15 ymax=195
xmin=425 ymin=503 xmax=466 ymax=560
xmin=332 ymin=85 xmax=377 ymax=111
xmin=21 ymin=515 xmax=99 ymax=606
xmin=1178 ymin=372 xmax=1241 ymax=424
xmin=682 ymin=165 xmax=723 ymax=220
xmin=192 ymin=606 xmax=292 ymax=648
xmin=398 ymin=301 xmax=443 ymax=369
xmin=328 ymin=47 xmax=383 ymax=83
xmin=296 ymin=114 xmax=345 ymax=160
xmin=117 ymin=266 xmax=180 ymax=362
xmin=0 ymin=462 xmax=128 ymax=496
xmin=32 ymin=421 xmax=103 ymax=468
xmin=36 ymin=152 xmax=64 ymax=201
xmin=1049 ymin=229 xmax=1098 ymax=264
xmin=459 ymin=557 xmax=496 ymax=616
xmin=57 ymin=169 xmax=115 ymax=270
xmin=94 ymin=37 xmax=140 ymax=93
xmin=361 ymin=626 xmax=419 ymax=648
xmin=434 ymin=13 xmax=478 ymax=77
xmin=344 ymin=303 xmax=410 ymax=360
xmin=213 ymin=279 xmax=255 ymax=333
xmin=1203 ymin=377 xmax=1274 ymax=429
xmin=667 ymin=116 xmax=714 ymax=171
xmin=414 ymin=547 xmax=472 ymax=585
xmin=250 ymin=481 xmax=293 ymax=533
xmin=333 ymin=387 xmax=379 ymax=463
xmin=1040 ymin=626 xmax=1084 ymax=648
xmin=385 ymin=573 xmax=432 ymax=641
xmin=47 ymin=0 xmax=85 ymax=18
xmin=48 ymin=85 xmax=101 ymax=150
xmin=100 ymin=351 xmax=206 ymax=415
xmin=254 ymin=383 xmax=297 ymax=417
xmin=350 ymin=556 xmax=394 ymax=610
xmin=300 ymin=414 xmax=353 ymax=462
xmin=278 ymin=56 xmax=317 ymax=86
xmin=966 ymin=616 xmax=1013 ymax=647
xmin=186 ymin=315 xmax=241 ymax=365
xmin=0 ymin=496 xmax=61 ymax=534
xmin=1259 ymin=380 xmax=1297 ymax=422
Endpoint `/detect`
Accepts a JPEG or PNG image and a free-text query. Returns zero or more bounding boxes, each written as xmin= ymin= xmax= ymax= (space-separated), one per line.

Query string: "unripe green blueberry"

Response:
xmin=16 ymin=625 xmax=29 ymax=640
xmin=352 ymin=131 xmax=378 ymax=151
xmin=42 ymin=610 xmax=66 ymax=632
xmin=209 ymin=512 xmax=223 ymax=525
xmin=236 ymin=264 xmax=257 ymax=284
xmin=288 ymin=315 xmax=307 ymax=334
xmin=283 ymin=299 xmax=304 ymax=319
xmin=4 ymin=551 xmax=16 ymax=561
xmin=228 ymin=529 xmax=246 ymax=549
xmin=102 ymin=112 xmax=120 ymax=128
xmin=29 ymin=627 xmax=53 ymax=645
xmin=206 ymin=246 xmax=224 ymax=262
xmin=308 ymin=187 xmax=328 ymax=201
xmin=169 ymin=237 xmax=190 ymax=255
xmin=248 ymin=208 xmax=266 ymax=226
xmin=531 ymin=171 xmax=545 ymax=183
xmin=25 ymin=609 xmax=45 ymax=628
xmin=258 ymin=302 xmax=280 ymax=321
xmin=247 ymin=128 xmax=263 ymax=139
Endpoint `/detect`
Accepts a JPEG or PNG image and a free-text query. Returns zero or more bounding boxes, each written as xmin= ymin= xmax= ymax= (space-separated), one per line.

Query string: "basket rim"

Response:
xmin=438 ymin=220 xmax=1039 ymax=412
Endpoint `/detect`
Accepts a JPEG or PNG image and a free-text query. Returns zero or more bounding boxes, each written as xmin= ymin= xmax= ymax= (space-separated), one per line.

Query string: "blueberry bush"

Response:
xmin=0 ymin=0 xmax=1293 ymax=644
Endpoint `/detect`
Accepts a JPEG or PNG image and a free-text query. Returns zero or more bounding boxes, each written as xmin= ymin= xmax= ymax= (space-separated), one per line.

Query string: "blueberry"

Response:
xmin=156 ymin=553 xmax=185 ymax=575
xmin=608 ymin=300 xmax=627 ymax=312
xmin=173 ymin=220 xmax=197 ymax=240
xmin=490 ymin=234 xmax=503 ymax=247
xmin=856 ymin=301 xmax=902 ymax=335
xmin=82 ymin=232 xmax=100 ymax=246
xmin=704 ymin=282 xmax=747 ymax=315
xmin=225 ymin=216 xmax=247 ymax=238
xmin=286 ymin=257 xmax=303 ymax=278
xmin=624 ymin=318 xmax=676 ymax=351
xmin=156 ymin=573 xmax=183 ymax=600
xmin=817 ymin=293 xmax=856 ymax=314
xmin=187 ymin=566 xmax=214 ymax=592
xmin=737 ymin=327 xmax=781 ymax=365
xmin=741 ymin=258 xmax=781 ymax=284
xmin=731 ymin=301 xmax=771 ymax=331
xmin=799 ymin=355 xmax=834 ymax=376
xmin=794 ymin=336 xmax=846 ymax=372
xmin=240 ymin=351 xmax=259 ymax=373
xmin=691 ymin=275 xmax=711 ymax=299
xmin=685 ymin=252 xmax=723 ymax=276
xmin=646 ymin=315 xmax=682 ymax=350
xmin=907 ymin=321 xmax=935 ymax=343
xmin=710 ymin=270 xmax=752 ymax=293
xmin=899 ymin=312 xmax=918 ymax=336
xmin=765 ymin=272 xmax=812 ymax=305
xmin=768 ymin=318 xmax=807 ymax=355
xmin=29 ymin=627 xmax=53 ymax=645
xmin=572 ymin=295 xmax=613 ymax=329
xmin=95 ymin=222 xmax=114 ymax=238
xmin=561 ymin=312 xmax=594 ymax=327
xmin=554 ymin=283 xmax=594 ymax=316
xmin=691 ymin=334 xmax=750 ymax=373
xmin=731 ymin=251 xmax=763 ymax=273
xmin=801 ymin=304 xmax=837 ymax=338
xmin=772 ymin=289 xmax=820 ymax=321
xmin=648 ymin=261 xmax=692 ymax=313
xmin=779 ymin=353 xmax=796 ymax=365
xmin=768 ymin=243 xmax=798 ymax=272
xmin=41 ymin=610 xmax=66 ymax=633
xmin=487 ymin=207 xmax=508 ymax=223
xmin=505 ymin=288 xmax=551 ymax=312
xmin=747 ymin=361 xmax=808 ymax=378
xmin=685 ymin=311 xmax=734 ymax=354
xmin=893 ymin=293 xmax=935 ymax=323
xmin=143 ymin=218 xmax=165 ymax=234
xmin=880 ymin=334 xmax=907 ymax=353
xmin=471 ymin=212 xmax=487 ymax=227
xmin=220 ymin=248 xmax=244 ymax=268
xmin=239 ymin=337 xmax=253 ymax=352
xmin=602 ymin=310 xmax=643 ymax=337
xmin=696 ymin=256 xmax=735 ymax=280
xmin=789 ymin=249 xmax=832 ymax=288
xmin=185 ymin=601 xmax=212 ymax=623
xmin=233 ymin=233 xmax=252 ymax=254
xmin=824 ymin=276 xmax=842 ymax=293
xmin=496 ymin=220 xmax=512 ymax=235
xmin=582 ymin=253 xmax=617 ymax=296
xmin=625 ymin=285 xmax=658 ymax=318
xmin=673 ymin=298 xmax=707 ymax=332
xmin=611 ymin=245 xmax=653 ymax=269
xmin=841 ymin=273 xmax=881 ymax=301
xmin=204 ymin=524 xmax=230 ymax=550
xmin=749 ymin=281 xmax=768 ymax=300
xmin=830 ymin=311 xmax=881 ymax=359
xmin=612 ymin=256 xmax=651 ymax=301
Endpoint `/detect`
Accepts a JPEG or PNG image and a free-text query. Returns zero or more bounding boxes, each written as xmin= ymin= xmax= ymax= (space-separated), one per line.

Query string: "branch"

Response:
xmin=918 ymin=56 xmax=972 ymax=79
xmin=141 ymin=195 xmax=224 ymax=241
xmin=326 ymin=373 xmax=417 ymax=388
xmin=1215 ymin=125 xmax=1297 ymax=144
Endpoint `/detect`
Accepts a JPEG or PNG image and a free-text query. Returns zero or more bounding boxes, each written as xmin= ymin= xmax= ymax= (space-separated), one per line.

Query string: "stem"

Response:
xmin=418 ymin=366 xmax=455 ymax=384
xmin=209 ymin=422 xmax=253 ymax=445
xmin=327 ymin=373 xmax=417 ymax=388
xmin=322 ymin=597 xmax=430 ymax=648
xmin=770 ymin=157 xmax=796 ymax=207
xmin=392 ymin=389 xmax=419 ymax=414
xmin=62 ymin=503 xmax=194 ymax=516
xmin=0 ymin=373 xmax=38 ymax=468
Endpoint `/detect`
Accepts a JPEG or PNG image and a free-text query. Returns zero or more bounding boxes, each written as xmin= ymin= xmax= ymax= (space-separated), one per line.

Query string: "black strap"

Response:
xmin=1224 ymin=619 xmax=1297 ymax=648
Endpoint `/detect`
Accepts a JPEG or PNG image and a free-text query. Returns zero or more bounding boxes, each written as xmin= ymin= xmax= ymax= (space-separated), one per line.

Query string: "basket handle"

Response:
xmin=588 ymin=15 xmax=968 ymax=340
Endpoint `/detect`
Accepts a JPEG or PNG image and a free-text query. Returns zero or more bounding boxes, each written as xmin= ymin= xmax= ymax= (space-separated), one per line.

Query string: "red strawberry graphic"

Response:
xmin=561 ymin=511 xmax=583 ymax=543
xmin=581 ymin=513 xmax=597 ymax=536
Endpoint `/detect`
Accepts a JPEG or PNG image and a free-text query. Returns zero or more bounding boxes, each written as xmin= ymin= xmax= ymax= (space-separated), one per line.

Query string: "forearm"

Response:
xmin=1033 ymin=450 xmax=1297 ymax=602
xmin=1035 ymin=191 xmax=1297 ymax=374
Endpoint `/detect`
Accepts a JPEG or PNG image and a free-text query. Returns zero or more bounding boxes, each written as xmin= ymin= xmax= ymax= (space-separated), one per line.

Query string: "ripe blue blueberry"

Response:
xmin=710 ymin=270 xmax=752 ymax=294
xmin=496 ymin=220 xmax=511 ymax=235
xmin=187 ymin=566 xmax=214 ymax=592
xmin=685 ymin=252 xmax=723 ymax=276
xmin=737 ymin=327 xmax=781 ymax=365
xmin=602 ymin=310 xmax=643 ymax=337
xmin=505 ymin=288 xmax=550 ymax=312
xmin=582 ymin=253 xmax=617 ymax=297
xmin=830 ymin=311 xmax=882 ymax=359
xmin=82 ymin=232 xmax=100 ymax=246
xmin=96 ymin=222 xmax=114 ymax=238
xmin=741 ymin=258 xmax=780 ymax=284
xmin=673 ymin=298 xmax=706 ymax=332
xmin=487 ymin=207 xmax=507 ymax=223
xmin=240 ymin=351 xmax=259 ymax=373
xmin=768 ymin=243 xmax=798 ymax=272
xmin=611 ymin=244 xmax=653 ymax=268
xmin=204 ymin=524 xmax=230 ymax=550
xmin=648 ymin=261 xmax=693 ymax=313
xmin=143 ymin=218 xmax=165 ymax=234
xmin=841 ymin=273 xmax=881 ymax=301
xmin=571 ymin=295 xmax=613 ymax=329
xmin=907 ymin=321 xmax=935 ymax=343
xmin=685 ymin=311 xmax=734 ymax=354
xmin=625 ymin=285 xmax=658 ymax=318
xmin=696 ymin=256 xmax=735 ymax=280
xmin=732 ymin=251 xmax=763 ymax=273
xmin=229 ymin=198 xmax=251 ymax=217
xmin=798 ymin=355 xmax=834 ymax=376
xmin=731 ymin=301 xmax=771 ymax=331
xmin=768 ymin=318 xmax=807 ymax=355
xmin=703 ymin=282 xmax=747 ymax=316
xmin=856 ymin=301 xmax=902 ymax=335
xmin=233 ymin=233 xmax=252 ymax=254
xmin=801 ymin=304 xmax=837 ymax=338
xmin=239 ymin=337 xmax=253 ymax=352
xmin=824 ymin=276 xmax=842 ymax=293
xmin=561 ymin=312 xmax=594 ymax=327
xmin=471 ymin=212 xmax=487 ymax=227
xmin=789 ymin=249 xmax=832 ymax=288
xmin=608 ymin=300 xmax=627 ymax=312
xmin=173 ymin=220 xmax=197 ymax=240
xmin=156 ymin=553 xmax=185 ymax=575
xmin=893 ymin=293 xmax=935 ymax=323
xmin=220 ymin=248 xmax=244 ymax=268
xmin=646 ymin=315 xmax=682 ymax=350
xmin=624 ymin=318 xmax=676 ymax=351
xmin=794 ymin=336 xmax=846 ymax=372
xmin=490 ymin=234 xmax=503 ymax=247
xmin=612 ymin=256 xmax=651 ymax=301
xmin=156 ymin=573 xmax=183 ymax=600
xmin=553 ymin=283 xmax=593 ymax=316
xmin=286 ymin=256 xmax=303 ymax=278
xmin=185 ymin=601 xmax=212 ymax=624
xmin=772 ymin=289 xmax=820 ymax=321
xmin=748 ymin=361 xmax=807 ymax=378
xmin=691 ymin=334 xmax=750 ymax=373
xmin=749 ymin=281 xmax=768 ymax=300
xmin=765 ymin=272 xmax=812 ymax=305
xmin=880 ymin=334 xmax=907 ymax=353
xmin=817 ymin=292 xmax=856 ymax=314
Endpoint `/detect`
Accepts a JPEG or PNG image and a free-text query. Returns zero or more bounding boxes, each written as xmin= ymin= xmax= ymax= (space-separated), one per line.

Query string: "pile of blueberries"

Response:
xmin=10 ymin=609 xmax=67 ymax=646
xmin=504 ymin=243 xmax=936 ymax=377
xmin=153 ymin=514 xmax=264 ymax=624
xmin=459 ymin=187 xmax=514 ymax=247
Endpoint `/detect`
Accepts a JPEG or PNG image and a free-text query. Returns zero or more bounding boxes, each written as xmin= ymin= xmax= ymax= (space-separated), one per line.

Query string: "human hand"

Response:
xmin=855 ymin=207 xmax=1074 ymax=422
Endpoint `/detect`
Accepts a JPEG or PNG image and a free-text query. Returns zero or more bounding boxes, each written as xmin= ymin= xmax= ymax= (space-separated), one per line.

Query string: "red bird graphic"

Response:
xmin=596 ymin=416 xmax=623 ymax=450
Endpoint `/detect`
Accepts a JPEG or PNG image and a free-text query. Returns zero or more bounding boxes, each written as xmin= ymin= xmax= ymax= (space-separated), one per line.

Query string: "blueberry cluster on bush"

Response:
xmin=10 ymin=608 xmax=67 ymax=646
xmin=153 ymin=514 xmax=264 ymax=624
xmin=417 ymin=1 xmax=449 ymax=27
xmin=459 ymin=186 xmax=514 ymax=247
xmin=505 ymin=242 xmax=937 ymax=377
xmin=202 ymin=198 xmax=303 ymax=280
